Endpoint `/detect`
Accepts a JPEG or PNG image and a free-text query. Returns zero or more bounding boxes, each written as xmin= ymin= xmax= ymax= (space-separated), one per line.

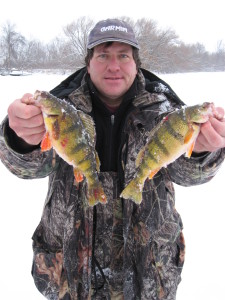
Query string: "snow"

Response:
xmin=0 ymin=71 xmax=225 ymax=300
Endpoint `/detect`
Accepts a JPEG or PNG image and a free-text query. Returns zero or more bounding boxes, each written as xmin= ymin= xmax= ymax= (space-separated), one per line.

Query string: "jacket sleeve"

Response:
xmin=167 ymin=148 xmax=225 ymax=186
xmin=0 ymin=116 xmax=59 ymax=179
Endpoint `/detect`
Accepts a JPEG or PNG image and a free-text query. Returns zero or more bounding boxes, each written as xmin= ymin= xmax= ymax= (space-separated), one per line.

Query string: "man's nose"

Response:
xmin=107 ymin=56 xmax=120 ymax=71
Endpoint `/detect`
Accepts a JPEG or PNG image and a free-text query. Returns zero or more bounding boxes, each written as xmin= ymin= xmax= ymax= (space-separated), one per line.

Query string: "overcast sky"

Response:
xmin=1 ymin=0 xmax=225 ymax=52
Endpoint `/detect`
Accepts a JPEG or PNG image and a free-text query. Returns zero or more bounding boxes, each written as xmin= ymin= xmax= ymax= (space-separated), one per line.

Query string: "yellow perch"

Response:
xmin=25 ymin=90 xmax=107 ymax=206
xmin=120 ymin=102 xmax=218 ymax=204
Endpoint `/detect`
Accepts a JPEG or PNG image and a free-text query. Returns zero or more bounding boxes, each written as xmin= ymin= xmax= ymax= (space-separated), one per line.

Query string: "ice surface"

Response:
xmin=0 ymin=71 xmax=224 ymax=300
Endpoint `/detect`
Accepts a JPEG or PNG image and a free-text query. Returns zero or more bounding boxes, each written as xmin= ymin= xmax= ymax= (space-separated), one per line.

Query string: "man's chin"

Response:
xmin=99 ymin=92 xmax=124 ymax=105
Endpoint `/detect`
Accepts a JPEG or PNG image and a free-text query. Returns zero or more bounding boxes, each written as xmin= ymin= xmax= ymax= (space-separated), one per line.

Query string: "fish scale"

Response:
xmin=163 ymin=117 xmax=184 ymax=143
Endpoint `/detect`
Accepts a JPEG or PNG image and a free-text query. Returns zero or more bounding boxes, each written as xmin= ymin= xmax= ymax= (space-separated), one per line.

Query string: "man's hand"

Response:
xmin=7 ymin=93 xmax=45 ymax=145
xmin=194 ymin=107 xmax=225 ymax=153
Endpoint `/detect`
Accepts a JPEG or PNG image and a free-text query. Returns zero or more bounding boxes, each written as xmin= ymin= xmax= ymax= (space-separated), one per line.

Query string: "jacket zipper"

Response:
xmin=111 ymin=114 xmax=115 ymax=126
xmin=107 ymin=114 xmax=115 ymax=169
xmin=117 ymin=108 xmax=134 ymax=193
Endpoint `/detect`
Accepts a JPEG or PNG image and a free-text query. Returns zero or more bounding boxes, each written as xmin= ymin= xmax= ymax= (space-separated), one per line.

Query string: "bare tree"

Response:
xmin=63 ymin=17 xmax=95 ymax=66
xmin=212 ymin=40 xmax=225 ymax=70
xmin=133 ymin=18 xmax=179 ymax=72
xmin=22 ymin=40 xmax=48 ymax=68
xmin=0 ymin=21 xmax=26 ymax=70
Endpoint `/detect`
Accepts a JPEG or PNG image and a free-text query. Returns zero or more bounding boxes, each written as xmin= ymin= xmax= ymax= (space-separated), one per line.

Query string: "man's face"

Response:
xmin=87 ymin=42 xmax=137 ymax=106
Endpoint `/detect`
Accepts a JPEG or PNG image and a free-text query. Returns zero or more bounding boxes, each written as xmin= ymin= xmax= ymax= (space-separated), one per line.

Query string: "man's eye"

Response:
xmin=96 ymin=54 xmax=107 ymax=62
xmin=120 ymin=54 xmax=130 ymax=61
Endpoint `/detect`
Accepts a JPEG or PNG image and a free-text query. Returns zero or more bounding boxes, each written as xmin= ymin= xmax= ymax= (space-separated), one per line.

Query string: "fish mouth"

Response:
xmin=193 ymin=115 xmax=210 ymax=124
xmin=48 ymin=114 xmax=58 ymax=117
xmin=193 ymin=121 xmax=201 ymax=125
xmin=43 ymin=112 xmax=58 ymax=118
xmin=203 ymin=102 xmax=216 ymax=115
xmin=191 ymin=102 xmax=216 ymax=124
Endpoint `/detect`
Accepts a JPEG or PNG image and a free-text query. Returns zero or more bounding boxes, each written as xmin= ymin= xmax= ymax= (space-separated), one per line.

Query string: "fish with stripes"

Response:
xmin=120 ymin=102 xmax=220 ymax=204
xmin=23 ymin=90 xmax=107 ymax=206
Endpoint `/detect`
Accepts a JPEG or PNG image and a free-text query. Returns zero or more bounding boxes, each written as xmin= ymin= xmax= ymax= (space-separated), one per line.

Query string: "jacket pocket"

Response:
xmin=32 ymin=222 xmax=70 ymax=299
xmin=151 ymin=231 xmax=185 ymax=299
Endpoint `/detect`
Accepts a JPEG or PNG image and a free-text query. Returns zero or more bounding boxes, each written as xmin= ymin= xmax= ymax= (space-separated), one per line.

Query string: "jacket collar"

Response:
xmin=132 ymin=70 xmax=168 ymax=108
xmin=68 ymin=69 xmax=171 ymax=113
xmin=68 ymin=72 xmax=93 ymax=113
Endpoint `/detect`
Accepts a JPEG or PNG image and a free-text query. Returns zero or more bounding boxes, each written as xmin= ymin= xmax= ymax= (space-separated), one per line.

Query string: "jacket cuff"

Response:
xmin=2 ymin=116 xmax=40 ymax=154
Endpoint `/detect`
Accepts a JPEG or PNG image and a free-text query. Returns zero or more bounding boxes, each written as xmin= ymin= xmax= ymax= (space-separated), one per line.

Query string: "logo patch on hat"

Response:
xmin=100 ymin=26 xmax=128 ymax=33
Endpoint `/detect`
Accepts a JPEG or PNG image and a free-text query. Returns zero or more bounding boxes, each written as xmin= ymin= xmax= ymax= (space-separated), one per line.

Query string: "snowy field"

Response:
xmin=0 ymin=71 xmax=224 ymax=300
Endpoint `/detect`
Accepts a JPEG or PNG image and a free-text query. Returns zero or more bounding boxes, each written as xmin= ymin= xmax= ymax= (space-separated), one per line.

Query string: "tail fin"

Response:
xmin=120 ymin=179 xmax=144 ymax=204
xmin=87 ymin=185 xmax=107 ymax=206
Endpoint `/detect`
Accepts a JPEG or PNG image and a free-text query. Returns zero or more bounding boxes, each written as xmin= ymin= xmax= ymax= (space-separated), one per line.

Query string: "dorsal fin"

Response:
xmin=78 ymin=111 xmax=96 ymax=141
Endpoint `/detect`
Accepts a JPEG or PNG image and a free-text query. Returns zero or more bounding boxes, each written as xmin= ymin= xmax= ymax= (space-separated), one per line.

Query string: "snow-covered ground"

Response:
xmin=0 ymin=71 xmax=224 ymax=300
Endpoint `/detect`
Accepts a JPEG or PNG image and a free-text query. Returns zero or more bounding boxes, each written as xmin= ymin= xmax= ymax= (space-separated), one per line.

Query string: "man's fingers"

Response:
xmin=10 ymin=113 xmax=44 ymax=129
xmin=214 ymin=107 xmax=224 ymax=120
xmin=15 ymin=124 xmax=46 ymax=138
xmin=210 ymin=117 xmax=225 ymax=137
xmin=200 ymin=120 xmax=225 ymax=149
xmin=21 ymin=93 xmax=35 ymax=105
xmin=22 ymin=132 xmax=45 ymax=146
xmin=8 ymin=98 xmax=41 ymax=119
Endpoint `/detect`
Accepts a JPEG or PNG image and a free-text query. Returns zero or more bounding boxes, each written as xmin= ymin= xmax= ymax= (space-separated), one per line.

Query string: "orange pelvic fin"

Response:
xmin=184 ymin=127 xmax=194 ymax=144
xmin=186 ymin=141 xmax=195 ymax=158
xmin=148 ymin=167 xmax=161 ymax=179
xmin=41 ymin=132 xmax=52 ymax=152
xmin=74 ymin=168 xmax=84 ymax=183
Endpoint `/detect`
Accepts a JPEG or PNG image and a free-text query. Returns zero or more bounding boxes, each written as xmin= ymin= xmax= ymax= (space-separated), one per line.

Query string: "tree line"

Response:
xmin=0 ymin=16 xmax=225 ymax=74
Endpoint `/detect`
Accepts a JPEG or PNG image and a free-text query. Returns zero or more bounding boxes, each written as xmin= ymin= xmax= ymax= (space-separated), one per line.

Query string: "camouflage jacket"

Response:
xmin=0 ymin=69 xmax=224 ymax=300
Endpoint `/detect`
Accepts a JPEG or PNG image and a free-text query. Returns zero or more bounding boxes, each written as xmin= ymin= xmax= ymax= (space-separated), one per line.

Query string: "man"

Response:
xmin=0 ymin=19 xmax=225 ymax=300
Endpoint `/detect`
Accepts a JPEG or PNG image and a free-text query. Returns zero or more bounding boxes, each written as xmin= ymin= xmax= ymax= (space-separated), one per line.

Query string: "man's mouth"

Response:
xmin=105 ymin=77 xmax=123 ymax=80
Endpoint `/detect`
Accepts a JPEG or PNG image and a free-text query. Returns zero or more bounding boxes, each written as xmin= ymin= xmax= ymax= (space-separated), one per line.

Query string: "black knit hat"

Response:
xmin=87 ymin=18 xmax=140 ymax=49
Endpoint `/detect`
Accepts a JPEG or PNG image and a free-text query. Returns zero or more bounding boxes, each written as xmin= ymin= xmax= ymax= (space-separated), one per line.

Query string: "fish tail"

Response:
xmin=120 ymin=179 xmax=144 ymax=204
xmin=87 ymin=184 xmax=107 ymax=206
